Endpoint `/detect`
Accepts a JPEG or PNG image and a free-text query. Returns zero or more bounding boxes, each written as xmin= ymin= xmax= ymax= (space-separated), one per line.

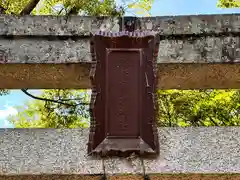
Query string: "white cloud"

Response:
xmin=0 ymin=106 xmax=17 ymax=118
xmin=0 ymin=106 xmax=18 ymax=128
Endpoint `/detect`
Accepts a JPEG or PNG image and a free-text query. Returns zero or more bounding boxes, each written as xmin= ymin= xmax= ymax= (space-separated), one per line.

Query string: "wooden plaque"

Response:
xmin=88 ymin=31 xmax=160 ymax=157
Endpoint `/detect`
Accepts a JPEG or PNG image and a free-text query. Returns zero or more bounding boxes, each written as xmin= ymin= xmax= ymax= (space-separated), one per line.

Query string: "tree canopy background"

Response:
xmin=0 ymin=0 xmax=239 ymax=128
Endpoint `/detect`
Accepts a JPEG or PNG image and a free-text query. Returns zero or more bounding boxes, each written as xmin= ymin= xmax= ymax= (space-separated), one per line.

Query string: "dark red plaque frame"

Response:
xmin=88 ymin=31 xmax=160 ymax=157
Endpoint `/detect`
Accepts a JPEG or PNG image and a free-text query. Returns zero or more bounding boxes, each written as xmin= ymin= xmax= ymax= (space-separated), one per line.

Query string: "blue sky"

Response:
xmin=129 ymin=0 xmax=240 ymax=16
xmin=0 ymin=90 xmax=41 ymax=128
xmin=1 ymin=0 xmax=240 ymax=128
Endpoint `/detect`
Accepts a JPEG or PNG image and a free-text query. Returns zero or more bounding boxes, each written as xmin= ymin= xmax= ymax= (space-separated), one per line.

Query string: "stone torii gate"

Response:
xmin=1 ymin=14 xmax=240 ymax=89
xmin=1 ymin=13 xmax=240 ymax=180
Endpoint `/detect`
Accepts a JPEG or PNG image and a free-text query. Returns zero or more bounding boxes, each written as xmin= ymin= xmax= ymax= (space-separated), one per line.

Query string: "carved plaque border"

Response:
xmin=88 ymin=31 xmax=160 ymax=157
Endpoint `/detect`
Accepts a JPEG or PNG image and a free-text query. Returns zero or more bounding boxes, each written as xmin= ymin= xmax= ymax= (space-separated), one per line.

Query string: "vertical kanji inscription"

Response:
xmin=106 ymin=49 xmax=141 ymax=137
xmin=88 ymin=31 xmax=160 ymax=157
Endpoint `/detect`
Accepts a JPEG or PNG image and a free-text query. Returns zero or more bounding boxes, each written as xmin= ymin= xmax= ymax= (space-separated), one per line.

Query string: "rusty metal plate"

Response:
xmin=88 ymin=31 xmax=160 ymax=157
xmin=106 ymin=49 xmax=141 ymax=137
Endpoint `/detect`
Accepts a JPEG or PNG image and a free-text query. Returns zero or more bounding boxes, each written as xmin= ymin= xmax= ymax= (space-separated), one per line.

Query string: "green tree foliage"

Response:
xmin=217 ymin=0 xmax=240 ymax=8
xmin=0 ymin=0 xmax=123 ymax=15
xmin=0 ymin=89 xmax=9 ymax=96
xmin=127 ymin=0 xmax=154 ymax=16
xmin=0 ymin=0 xmax=153 ymax=16
xmin=8 ymin=89 xmax=240 ymax=128
xmin=157 ymin=90 xmax=240 ymax=127
xmin=8 ymin=89 xmax=90 ymax=128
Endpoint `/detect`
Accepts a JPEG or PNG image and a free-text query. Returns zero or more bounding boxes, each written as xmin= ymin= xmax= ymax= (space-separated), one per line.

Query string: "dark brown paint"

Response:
xmin=88 ymin=31 xmax=160 ymax=157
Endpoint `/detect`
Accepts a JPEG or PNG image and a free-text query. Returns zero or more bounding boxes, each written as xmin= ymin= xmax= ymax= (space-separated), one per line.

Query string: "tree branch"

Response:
xmin=68 ymin=6 xmax=79 ymax=15
xmin=19 ymin=1 xmax=89 ymax=108
xmin=209 ymin=116 xmax=219 ymax=126
xmin=20 ymin=0 xmax=41 ymax=15
xmin=21 ymin=89 xmax=89 ymax=107
xmin=0 ymin=5 xmax=7 ymax=14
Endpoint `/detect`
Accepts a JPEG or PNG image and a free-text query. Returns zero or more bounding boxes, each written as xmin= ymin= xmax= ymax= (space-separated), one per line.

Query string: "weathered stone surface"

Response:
xmin=157 ymin=63 xmax=240 ymax=89
xmin=1 ymin=127 xmax=240 ymax=175
xmin=1 ymin=63 xmax=240 ymax=89
xmin=139 ymin=14 xmax=240 ymax=34
xmin=0 ymin=39 xmax=91 ymax=63
xmin=1 ymin=14 xmax=240 ymax=63
xmin=0 ymin=64 xmax=91 ymax=89
xmin=0 ymin=15 xmax=119 ymax=36
xmin=1 ymin=14 xmax=240 ymax=89
xmin=1 ymin=14 xmax=240 ymax=36
xmin=2 ymin=174 xmax=240 ymax=180
xmin=0 ymin=129 xmax=102 ymax=175
xmin=158 ymin=36 xmax=240 ymax=63
xmin=1 ymin=36 xmax=240 ymax=63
